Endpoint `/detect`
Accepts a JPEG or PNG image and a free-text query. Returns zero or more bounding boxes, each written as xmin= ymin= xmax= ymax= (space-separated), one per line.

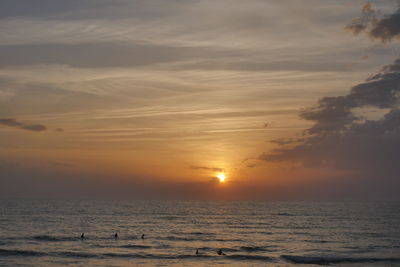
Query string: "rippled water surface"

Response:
xmin=0 ymin=200 xmax=399 ymax=266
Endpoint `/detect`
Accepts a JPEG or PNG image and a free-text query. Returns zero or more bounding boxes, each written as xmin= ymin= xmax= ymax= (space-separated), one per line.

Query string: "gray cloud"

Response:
xmin=0 ymin=0 xmax=82 ymax=19
xmin=298 ymin=58 xmax=400 ymax=135
xmin=345 ymin=3 xmax=376 ymax=35
xmin=190 ymin=165 xmax=223 ymax=172
xmin=259 ymin=63 xmax=400 ymax=197
xmin=258 ymin=4 xmax=400 ymax=199
xmin=262 ymin=57 xmax=400 ymax=164
xmin=0 ymin=118 xmax=46 ymax=132
xmin=0 ymin=0 xmax=188 ymax=20
xmin=242 ymin=157 xmax=260 ymax=168
xmin=269 ymin=137 xmax=304 ymax=146
xmin=346 ymin=2 xmax=400 ymax=42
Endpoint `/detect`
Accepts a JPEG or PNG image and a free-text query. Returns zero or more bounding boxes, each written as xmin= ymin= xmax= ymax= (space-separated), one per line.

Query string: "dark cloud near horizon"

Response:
xmin=259 ymin=4 xmax=400 ymax=198
xmin=0 ymin=118 xmax=47 ymax=132
xmin=190 ymin=165 xmax=224 ymax=173
xmin=346 ymin=2 xmax=400 ymax=42
xmin=297 ymin=58 xmax=400 ymax=135
xmin=262 ymin=58 xmax=400 ymax=165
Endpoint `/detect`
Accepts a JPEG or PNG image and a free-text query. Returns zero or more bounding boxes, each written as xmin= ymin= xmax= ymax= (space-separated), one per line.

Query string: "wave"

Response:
xmin=158 ymin=216 xmax=182 ymax=220
xmin=55 ymin=251 xmax=97 ymax=258
xmin=6 ymin=247 xmax=398 ymax=264
xmin=162 ymin=235 xmax=242 ymax=242
xmin=33 ymin=235 xmax=139 ymax=242
xmin=193 ymin=246 xmax=240 ymax=253
xmin=0 ymin=248 xmax=272 ymax=262
xmin=304 ymin=239 xmax=330 ymax=244
xmin=15 ymin=234 xmax=249 ymax=244
xmin=0 ymin=248 xmax=98 ymax=258
xmin=281 ymin=255 xmax=400 ymax=265
xmin=214 ymin=238 xmax=244 ymax=242
xmin=170 ymin=231 xmax=216 ymax=236
xmin=121 ymin=244 xmax=152 ymax=249
xmin=227 ymin=254 xmax=272 ymax=261
xmin=33 ymin=235 xmax=78 ymax=242
xmin=190 ymin=231 xmax=215 ymax=236
xmin=163 ymin=236 xmax=197 ymax=241
xmin=240 ymin=246 xmax=273 ymax=252
xmin=0 ymin=248 xmax=47 ymax=257
xmin=217 ymin=247 xmax=240 ymax=252
xmin=117 ymin=253 xmax=272 ymax=261
xmin=274 ymin=212 xmax=295 ymax=216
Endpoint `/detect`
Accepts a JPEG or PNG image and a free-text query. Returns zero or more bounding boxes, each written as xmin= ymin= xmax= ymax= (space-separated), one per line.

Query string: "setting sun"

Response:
xmin=217 ymin=173 xmax=226 ymax=183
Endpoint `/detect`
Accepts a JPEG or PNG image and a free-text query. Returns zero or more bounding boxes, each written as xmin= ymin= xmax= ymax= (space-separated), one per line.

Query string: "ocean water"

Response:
xmin=0 ymin=200 xmax=399 ymax=266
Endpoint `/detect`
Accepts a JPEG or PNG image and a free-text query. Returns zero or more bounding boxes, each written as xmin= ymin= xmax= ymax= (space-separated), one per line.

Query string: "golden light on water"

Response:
xmin=217 ymin=173 xmax=226 ymax=183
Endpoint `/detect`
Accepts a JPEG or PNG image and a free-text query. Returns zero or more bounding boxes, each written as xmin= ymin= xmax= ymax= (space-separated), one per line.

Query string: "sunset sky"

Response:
xmin=1 ymin=0 xmax=399 ymax=200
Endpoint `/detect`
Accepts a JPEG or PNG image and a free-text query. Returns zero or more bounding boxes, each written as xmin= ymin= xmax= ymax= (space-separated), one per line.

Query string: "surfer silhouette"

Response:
xmin=196 ymin=249 xmax=199 ymax=255
xmin=80 ymin=233 xmax=85 ymax=239
xmin=141 ymin=234 xmax=145 ymax=239
xmin=114 ymin=233 xmax=118 ymax=239
xmin=217 ymin=249 xmax=225 ymax=256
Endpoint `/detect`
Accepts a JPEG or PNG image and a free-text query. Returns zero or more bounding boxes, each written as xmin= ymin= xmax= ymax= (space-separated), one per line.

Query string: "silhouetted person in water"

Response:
xmin=217 ymin=249 xmax=225 ymax=256
xmin=114 ymin=233 xmax=118 ymax=239
xmin=141 ymin=234 xmax=145 ymax=239
xmin=196 ymin=249 xmax=199 ymax=255
xmin=81 ymin=233 xmax=85 ymax=239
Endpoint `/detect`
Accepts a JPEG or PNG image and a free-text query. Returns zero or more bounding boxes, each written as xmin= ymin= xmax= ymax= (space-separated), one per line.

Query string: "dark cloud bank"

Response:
xmin=346 ymin=2 xmax=400 ymax=42
xmin=263 ymin=3 xmax=400 ymax=200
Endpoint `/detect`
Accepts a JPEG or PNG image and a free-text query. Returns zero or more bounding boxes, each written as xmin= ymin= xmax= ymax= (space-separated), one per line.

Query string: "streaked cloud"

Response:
xmin=0 ymin=43 xmax=230 ymax=68
xmin=0 ymin=118 xmax=46 ymax=132
xmin=190 ymin=165 xmax=224 ymax=173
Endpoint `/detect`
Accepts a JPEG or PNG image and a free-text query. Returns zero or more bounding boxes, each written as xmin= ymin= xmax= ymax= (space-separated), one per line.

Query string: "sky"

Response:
xmin=1 ymin=0 xmax=400 ymax=200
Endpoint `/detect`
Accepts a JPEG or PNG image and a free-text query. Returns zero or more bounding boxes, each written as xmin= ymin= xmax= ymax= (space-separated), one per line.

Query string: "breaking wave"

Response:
xmin=281 ymin=255 xmax=400 ymax=265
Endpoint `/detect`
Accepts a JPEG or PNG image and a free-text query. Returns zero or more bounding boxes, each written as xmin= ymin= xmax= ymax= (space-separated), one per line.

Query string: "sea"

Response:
xmin=0 ymin=200 xmax=399 ymax=266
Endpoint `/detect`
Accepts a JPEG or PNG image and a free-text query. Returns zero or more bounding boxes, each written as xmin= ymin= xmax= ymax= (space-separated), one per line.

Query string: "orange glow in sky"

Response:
xmin=1 ymin=1 xmax=399 ymax=200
